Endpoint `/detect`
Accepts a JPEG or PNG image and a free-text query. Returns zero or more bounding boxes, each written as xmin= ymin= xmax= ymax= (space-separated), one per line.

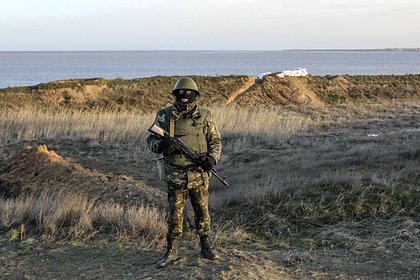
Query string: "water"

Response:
xmin=1 ymin=50 xmax=420 ymax=88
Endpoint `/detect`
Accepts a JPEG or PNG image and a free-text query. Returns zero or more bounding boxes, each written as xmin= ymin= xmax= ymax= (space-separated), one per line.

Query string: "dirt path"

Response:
xmin=0 ymin=239 xmax=368 ymax=280
xmin=0 ymin=241 xmax=291 ymax=280
xmin=3 ymin=227 xmax=416 ymax=280
xmin=224 ymin=77 xmax=257 ymax=105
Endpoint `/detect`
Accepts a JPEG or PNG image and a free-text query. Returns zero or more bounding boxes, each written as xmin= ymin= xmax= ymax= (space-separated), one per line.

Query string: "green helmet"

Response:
xmin=172 ymin=77 xmax=199 ymax=95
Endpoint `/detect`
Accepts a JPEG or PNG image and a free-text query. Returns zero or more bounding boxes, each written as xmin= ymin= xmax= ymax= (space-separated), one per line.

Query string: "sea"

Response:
xmin=1 ymin=50 xmax=420 ymax=89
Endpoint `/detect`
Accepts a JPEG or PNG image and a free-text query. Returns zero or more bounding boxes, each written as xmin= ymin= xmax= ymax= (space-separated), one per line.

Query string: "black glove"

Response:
xmin=158 ymin=139 xmax=180 ymax=156
xmin=200 ymin=156 xmax=216 ymax=171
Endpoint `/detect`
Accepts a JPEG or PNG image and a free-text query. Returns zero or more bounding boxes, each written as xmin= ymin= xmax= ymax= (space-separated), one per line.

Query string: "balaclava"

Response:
xmin=174 ymin=89 xmax=198 ymax=112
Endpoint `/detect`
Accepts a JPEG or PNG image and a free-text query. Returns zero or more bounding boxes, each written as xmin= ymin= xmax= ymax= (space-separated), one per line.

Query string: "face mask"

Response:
xmin=174 ymin=89 xmax=197 ymax=104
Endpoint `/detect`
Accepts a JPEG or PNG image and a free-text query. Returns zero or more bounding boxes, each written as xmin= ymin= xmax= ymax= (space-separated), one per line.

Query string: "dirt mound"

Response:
xmin=0 ymin=145 xmax=165 ymax=208
xmin=235 ymin=76 xmax=324 ymax=107
xmin=331 ymin=75 xmax=351 ymax=89
xmin=36 ymin=82 xmax=107 ymax=107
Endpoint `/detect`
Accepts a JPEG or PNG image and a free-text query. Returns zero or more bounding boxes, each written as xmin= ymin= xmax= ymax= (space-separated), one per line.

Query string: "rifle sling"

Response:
xmin=169 ymin=117 xmax=175 ymax=138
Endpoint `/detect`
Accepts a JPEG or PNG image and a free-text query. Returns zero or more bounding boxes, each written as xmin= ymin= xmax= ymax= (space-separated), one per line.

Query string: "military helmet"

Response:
xmin=172 ymin=77 xmax=199 ymax=95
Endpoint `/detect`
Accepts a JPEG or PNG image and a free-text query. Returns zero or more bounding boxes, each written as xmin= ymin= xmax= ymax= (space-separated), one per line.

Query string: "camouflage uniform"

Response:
xmin=147 ymin=104 xmax=222 ymax=240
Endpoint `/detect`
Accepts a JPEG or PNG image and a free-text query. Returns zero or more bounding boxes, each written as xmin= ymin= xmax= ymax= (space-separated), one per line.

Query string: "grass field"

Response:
xmin=0 ymin=76 xmax=419 ymax=279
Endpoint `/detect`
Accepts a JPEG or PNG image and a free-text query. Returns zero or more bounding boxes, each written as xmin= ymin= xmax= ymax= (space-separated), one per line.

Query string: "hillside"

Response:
xmin=1 ymin=74 xmax=419 ymax=111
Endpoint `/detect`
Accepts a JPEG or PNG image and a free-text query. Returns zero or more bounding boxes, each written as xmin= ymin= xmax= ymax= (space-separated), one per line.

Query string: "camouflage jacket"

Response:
xmin=147 ymin=104 xmax=222 ymax=187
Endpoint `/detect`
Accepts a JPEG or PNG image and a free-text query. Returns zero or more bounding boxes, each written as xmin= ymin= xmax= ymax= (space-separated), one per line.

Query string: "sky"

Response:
xmin=0 ymin=0 xmax=419 ymax=51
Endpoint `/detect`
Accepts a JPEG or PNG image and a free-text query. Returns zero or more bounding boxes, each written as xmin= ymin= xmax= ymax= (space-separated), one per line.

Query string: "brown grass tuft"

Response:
xmin=0 ymin=190 xmax=166 ymax=242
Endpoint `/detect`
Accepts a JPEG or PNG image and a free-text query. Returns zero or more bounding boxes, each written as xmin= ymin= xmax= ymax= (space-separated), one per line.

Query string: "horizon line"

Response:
xmin=1 ymin=48 xmax=420 ymax=53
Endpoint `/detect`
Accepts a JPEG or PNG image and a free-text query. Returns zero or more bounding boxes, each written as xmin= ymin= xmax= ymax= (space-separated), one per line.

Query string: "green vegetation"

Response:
xmin=228 ymin=182 xmax=419 ymax=241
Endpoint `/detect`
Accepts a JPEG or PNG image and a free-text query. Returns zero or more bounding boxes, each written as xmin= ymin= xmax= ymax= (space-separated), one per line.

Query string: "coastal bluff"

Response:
xmin=1 ymin=74 xmax=419 ymax=111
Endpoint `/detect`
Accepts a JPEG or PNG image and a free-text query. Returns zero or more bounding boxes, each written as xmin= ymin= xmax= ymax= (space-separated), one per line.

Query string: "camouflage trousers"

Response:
xmin=166 ymin=176 xmax=211 ymax=240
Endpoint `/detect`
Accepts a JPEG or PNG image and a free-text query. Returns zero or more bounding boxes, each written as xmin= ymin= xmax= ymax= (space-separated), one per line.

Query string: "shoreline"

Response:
xmin=1 ymin=48 xmax=420 ymax=53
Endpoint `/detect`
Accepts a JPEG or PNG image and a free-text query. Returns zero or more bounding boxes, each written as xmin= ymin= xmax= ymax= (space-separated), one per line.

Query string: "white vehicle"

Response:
xmin=256 ymin=72 xmax=272 ymax=79
xmin=276 ymin=68 xmax=308 ymax=77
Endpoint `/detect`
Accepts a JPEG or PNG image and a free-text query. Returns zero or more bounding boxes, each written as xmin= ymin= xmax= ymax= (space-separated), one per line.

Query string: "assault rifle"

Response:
xmin=148 ymin=123 xmax=230 ymax=188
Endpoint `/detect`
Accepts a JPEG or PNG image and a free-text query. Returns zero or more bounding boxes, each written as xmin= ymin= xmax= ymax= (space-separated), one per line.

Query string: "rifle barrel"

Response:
xmin=211 ymin=169 xmax=230 ymax=187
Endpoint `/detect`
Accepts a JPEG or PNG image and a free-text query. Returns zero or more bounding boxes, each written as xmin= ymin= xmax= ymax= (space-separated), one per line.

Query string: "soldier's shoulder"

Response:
xmin=157 ymin=104 xmax=175 ymax=114
xmin=154 ymin=105 xmax=175 ymax=125
xmin=197 ymin=106 xmax=212 ymax=118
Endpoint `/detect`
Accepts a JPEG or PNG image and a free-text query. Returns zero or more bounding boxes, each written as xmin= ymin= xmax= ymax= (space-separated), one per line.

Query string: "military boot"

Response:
xmin=156 ymin=238 xmax=179 ymax=268
xmin=200 ymin=236 xmax=220 ymax=260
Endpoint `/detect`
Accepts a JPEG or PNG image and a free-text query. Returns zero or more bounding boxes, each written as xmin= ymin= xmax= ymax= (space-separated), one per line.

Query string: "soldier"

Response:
xmin=147 ymin=77 xmax=222 ymax=268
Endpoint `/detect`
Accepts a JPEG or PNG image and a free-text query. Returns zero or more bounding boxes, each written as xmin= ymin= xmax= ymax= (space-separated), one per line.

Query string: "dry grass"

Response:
xmin=209 ymin=101 xmax=419 ymax=207
xmin=0 ymin=190 xmax=166 ymax=243
xmin=1 ymin=102 xmax=419 ymax=244
xmin=214 ymin=106 xmax=311 ymax=147
xmin=0 ymin=105 xmax=313 ymax=244
xmin=0 ymin=106 xmax=311 ymax=146
xmin=0 ymin=107 xmax=154 ymax=145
